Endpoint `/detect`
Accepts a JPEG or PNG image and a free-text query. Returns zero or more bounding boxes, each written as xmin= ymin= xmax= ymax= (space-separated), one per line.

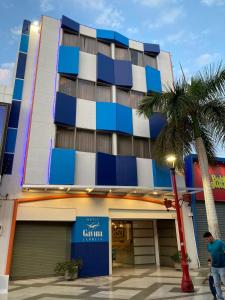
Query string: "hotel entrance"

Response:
xmin=111 ymin=219 xmax=178 ymax=270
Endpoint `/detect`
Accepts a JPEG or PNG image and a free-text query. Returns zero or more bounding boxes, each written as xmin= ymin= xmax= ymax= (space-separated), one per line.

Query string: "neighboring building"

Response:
xmin=185 ymin=155 xmax=225 ymax=266
xmin=0 ymin=15 xmax=198 ymax=286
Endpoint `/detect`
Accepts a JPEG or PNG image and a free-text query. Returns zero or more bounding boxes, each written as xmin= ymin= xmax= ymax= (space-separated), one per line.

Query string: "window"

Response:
xmin=77 ymin=79 xmax=95 ymax=101
xmin=115 ymin=46 xmax=130 ymax=60
xmin=116 ymin=88 xmax=130 ymax=107
xmin=130 ymin=91 xmax=145 ymax=109
xmin=144 ymin=54 xmax=157 ymax=69
xmin=133 ymin=137 xmax=150 ymax=158
xmin=96 ymin=132 xmax=112 ymax=154
xmin=62 ymin=32 xmax=79 ymax=47
xmin=130 ymin=49 xmax=144 ymax=67
xmin=80 ymin=35 xmax=96 ymax=55
xmin=97 ymin=41 xmax=111 ymax=57
xmin=117 ymin=134 xmax=132 ymax=156
xmin=55 ymin=126 xmax=75 ymax=149
xmin=96 ymin=83 xmax=112 ymax=102
xmin=59 ymin=76 xmax=77 ymax=97
xmin=75 ymin=129 xmax=95 ymax=152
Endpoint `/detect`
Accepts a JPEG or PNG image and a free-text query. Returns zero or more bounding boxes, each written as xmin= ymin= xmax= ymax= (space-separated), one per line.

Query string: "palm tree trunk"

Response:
xmin=195 ymin=137 xmax=220 ymax=239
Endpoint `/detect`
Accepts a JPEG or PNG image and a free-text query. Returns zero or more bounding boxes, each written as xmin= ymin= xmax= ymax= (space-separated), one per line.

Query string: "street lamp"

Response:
xmin=166 ymin=155 xmax=194 ymax=293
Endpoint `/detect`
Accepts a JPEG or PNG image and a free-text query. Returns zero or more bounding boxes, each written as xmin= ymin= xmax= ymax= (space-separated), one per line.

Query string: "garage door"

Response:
xmin=11 ymin=221 xmax=72 ymax=279
xmin=196 ymin=202 xmax=225 ymax=266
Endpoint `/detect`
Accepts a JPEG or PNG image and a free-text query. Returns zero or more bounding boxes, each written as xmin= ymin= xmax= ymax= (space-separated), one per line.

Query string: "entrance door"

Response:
xmin=11 ymin=221 xmax=71 ymax=279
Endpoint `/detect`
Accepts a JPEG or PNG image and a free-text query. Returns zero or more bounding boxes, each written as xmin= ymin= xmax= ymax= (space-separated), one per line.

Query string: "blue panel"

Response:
xmin=54 ymin=92 xmax=76 ymax=127
xmin=96 ymin=29 xmax=114 ymax=42
xmin=61 ymin=15 xmax=80 ymax=33
xmin=144 ymin=43 xmax=160 ymax=56
xmin=146 ymin=66 xmax=162 ymax=93
xmin=19 ymin=34 xmax=29 ymax=53
xmin=97 ymin=53 xmax=114 ymax=85
xmin=22 ymin=20 xmax=31 ymax=35
xmin=184 ymin=155 xmax=194 ymax=188
xmin=116 ymin=104 xmax=133 ymax=135
xmin=114 ymin=32 xmax=129 ymax=48
xmin=49 ymin=148 xmax=75 ymax=184
xmin=96 ymin=152 xmax=117 ymax=185
xmin=16 ymin=52 xmax=27 ymax=79
xmin=149 ymin=112 xmax=167 ymax=139
xmin=152 ymin=160 xmax=171 ymax=188
xmin=8 ymin=101 xmax=21 ymax=128
xmin=116 ymin=156 xmax=137 ymax=186
xmin=72 ymin=217 xmax=109 ymax=243
xmin=5 ymin=128 xmax=17 ymax=153
xmin=3 ymin=153 xmax=14 ymax=174
xmin=58 ymin=46 xmax=79 ymax=76
xmin=114 ymin=60 xmax=133 ymax=88
xmin=13 ymin=80 xmax=24 ymax=100
xmin=96 ymin=102 xmax=116 ymax=131
xmin=71 ymin=242 xmax=109 ymax=277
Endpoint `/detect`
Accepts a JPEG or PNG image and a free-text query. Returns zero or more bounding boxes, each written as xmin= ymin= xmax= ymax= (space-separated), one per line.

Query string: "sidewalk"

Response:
xmin=3 ymin=266 xmax=224 ymax=300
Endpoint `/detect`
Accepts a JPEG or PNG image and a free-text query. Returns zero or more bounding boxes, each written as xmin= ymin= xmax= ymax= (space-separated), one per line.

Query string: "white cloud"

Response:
xmin=78 ymin=0 xmax=105 ymax=10
xmin=166 ymin=30 xmax=185 ymax=43
xmin=147 ymin=6 xmax=185 ymax=29
xmin=10 ymin=26 xmax=21 ymax=36
xmin=195 ymin=53 xmax=220 ymax=66
xmin=134 ymin=0 xmax=178 ymax=7
xmin=201 ymin=0 xmax=225 ymax=6
xmin=96 ymin=7 xmax=124 ymax=29
xmin=0 ymin=62 xmax=14 ymax=86
xmin=126 ymin=27 xmax=139 ymax=36
xmin=40 ymin=0 xmax=54 ymax=12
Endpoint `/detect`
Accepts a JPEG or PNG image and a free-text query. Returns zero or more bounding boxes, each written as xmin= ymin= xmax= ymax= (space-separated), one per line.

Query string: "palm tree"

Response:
xmin=138 ymin=64 xmax=225 ymax=238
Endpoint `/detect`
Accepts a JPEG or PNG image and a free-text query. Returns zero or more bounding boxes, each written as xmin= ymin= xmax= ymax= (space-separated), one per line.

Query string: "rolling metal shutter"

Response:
xmin=196 ymin=202 xmax=225 ymax=266
xmin=11 ymin=221 xmax=71 ymax=279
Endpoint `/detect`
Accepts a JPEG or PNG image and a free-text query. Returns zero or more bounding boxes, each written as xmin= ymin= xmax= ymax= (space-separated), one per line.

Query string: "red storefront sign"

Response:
xmin=193 ymin=162 xmax=225 ymax=201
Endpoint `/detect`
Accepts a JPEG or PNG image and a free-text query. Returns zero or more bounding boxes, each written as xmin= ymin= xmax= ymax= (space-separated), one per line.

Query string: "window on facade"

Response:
xmin=133 ymin=137 xmax=150 ymax=158
xmin=62 ymin=32 xmax=80 ymax=47
xmin=97 ymin=41 xmax=111 ymax=57
xmin=77 ymin=79 xmax=95 ymax=101
xmin=55 ymin=126 xmax=75 ymax=149
xmin=96 ymin=132 xmax=112 ymax=154
xmin=96 ymin=83 xmax=112 ymax=102
xmin=130 ymin=90 xmax=145 ymax=109
xmin=59 ymin=76 xmax=77 ymax=97
xmin=144 ymin=54 xmax=157 ymax=69
xmin=117 ymin=134 xmax=132 ymax=156
xmin=116 ymin=88 xmax=131 ymax=107
xmin=115 ymin=46 xmax=130 ymax=60
xmin=130 ymin=49 xmax=144 ymax=67
xmin=80 ymin=35 xmax=96 ymax=55
xmin=75 ymin=129 xmax=95 ymax=153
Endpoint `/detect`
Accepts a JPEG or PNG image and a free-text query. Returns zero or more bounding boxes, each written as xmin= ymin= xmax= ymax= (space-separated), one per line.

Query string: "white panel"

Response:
xmin=134 ymin=255 xmax=155 ymax=264
xmin=133 ymin=229 xmax=154 ymax=237
xmin=137 ymin=158 xmax=154 ymax=188
xmin=133 ymin=238 xmax=154 ymax=246
xmin=132 ymin=109 xmax=150 ymax=137
xmin=17 ymin=206 xmax=76 ymax=221
xmin=78 ymin=51 xmax=96 ymax=82
xmin=25 ymin=16 xmax=60 ymax=185
xmin=76 ymin=98 xmax=96 ymax=130
xmin=132 ymin=65 xmax=147 ymax=93
xmin=0 ymin=274 xmax=8 ymax=294
xmin=134 ymin=246 xmax=155 ymax=255
xmin=157 ymin=51 xmax=174 ymax=92
xmin=75 ymin=151 xmax=96 ymax=185
xmin=80 ymin=25 xmax=96 ymax=38
xmin=129 ymin=40 xmax=144 ymax=52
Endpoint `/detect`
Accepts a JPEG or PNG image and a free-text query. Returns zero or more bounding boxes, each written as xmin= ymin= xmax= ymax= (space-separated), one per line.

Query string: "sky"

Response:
xmin=0 ymin=0 xmax=224 ymax=86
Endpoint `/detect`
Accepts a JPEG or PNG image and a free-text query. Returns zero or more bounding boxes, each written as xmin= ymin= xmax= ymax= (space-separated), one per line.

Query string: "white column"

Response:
xmin=111 ymin=43 xmax=117 ymax=156
xmin=175 ymin=218 xmax=181 ymax=251
xmin=153 ymin=220 xmax=160 ymax=267
xmin=109 ymin=218 xmax=112 ymax=275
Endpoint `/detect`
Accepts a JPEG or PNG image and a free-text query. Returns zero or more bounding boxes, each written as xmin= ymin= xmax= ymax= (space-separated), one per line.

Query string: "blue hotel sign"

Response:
xmin=72 ymin=216 xmax=109 ymax=243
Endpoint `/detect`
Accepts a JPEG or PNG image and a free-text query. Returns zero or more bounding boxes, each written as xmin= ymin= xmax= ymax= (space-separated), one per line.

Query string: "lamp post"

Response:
xmin=166 ymin=155 xmax=194 ymax=293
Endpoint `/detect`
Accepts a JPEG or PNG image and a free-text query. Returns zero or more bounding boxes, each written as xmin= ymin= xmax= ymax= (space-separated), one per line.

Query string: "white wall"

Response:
xmin=132 ymin=109 xmax=150 ymax=137
xmin=76 ymin=99 xmax=96 ymax=130
xmin=131 ymin=65 xmax=147 ymax=93
xmin=129 ymin=40 xmax=143 ymax=52
xmin=80 ymin=25 xmax=96 ymax=38
xmin=137 ymin=158 xmax=153 ymax=187
xmin=157 ymin=51 xmax=174 ymax=92
xmin=78 ymin=51 xmax=96 ymax=82
xmin=75 ymin=151 xmax=96 ymax=185
xmin=0 ymin=86 xmax=12 ymax=104
xmin=25 ymin=16 xmax=60 ymax=185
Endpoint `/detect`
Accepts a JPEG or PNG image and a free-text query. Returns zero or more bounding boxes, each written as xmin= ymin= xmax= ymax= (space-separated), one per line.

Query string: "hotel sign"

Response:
xmin=73 ymin=216 xmax=109 ymax=243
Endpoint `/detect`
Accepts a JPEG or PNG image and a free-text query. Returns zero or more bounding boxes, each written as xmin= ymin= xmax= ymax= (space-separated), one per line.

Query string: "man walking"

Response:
xmin=204 ymin=231 xmax=225 ymax=300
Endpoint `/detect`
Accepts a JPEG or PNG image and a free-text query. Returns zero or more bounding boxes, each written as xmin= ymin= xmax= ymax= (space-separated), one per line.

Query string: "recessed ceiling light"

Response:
xmin=59 ymin=187 xmax=64 ymax=190
xmin=86 ymin=188 xmax=93 ymax=193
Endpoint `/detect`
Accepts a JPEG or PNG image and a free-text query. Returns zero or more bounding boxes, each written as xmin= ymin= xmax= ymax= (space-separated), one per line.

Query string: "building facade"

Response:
xmin=0 ymin=15 xmax=198 ymax=288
